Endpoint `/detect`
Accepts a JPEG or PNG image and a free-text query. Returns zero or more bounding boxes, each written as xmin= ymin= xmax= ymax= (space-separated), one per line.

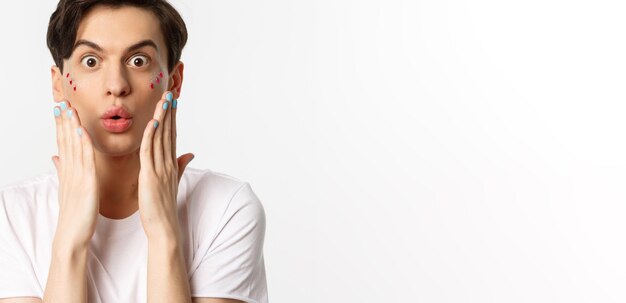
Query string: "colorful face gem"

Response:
xmin=150 ymin=70 xmax=165 ymax=90
xmin=66 ymin=73 xmax=77 ymax=92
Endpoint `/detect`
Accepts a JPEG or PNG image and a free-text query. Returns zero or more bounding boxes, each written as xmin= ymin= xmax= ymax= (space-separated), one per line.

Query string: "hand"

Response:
xmin=138 ymin=91 xmax=194 ymax=240
xmin=51 ymin=100 xmax=99 ymax=250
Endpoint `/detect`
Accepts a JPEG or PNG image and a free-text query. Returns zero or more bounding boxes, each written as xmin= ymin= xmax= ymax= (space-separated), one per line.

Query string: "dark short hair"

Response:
xmin=47 ymin=0 xmax=188 ymax=73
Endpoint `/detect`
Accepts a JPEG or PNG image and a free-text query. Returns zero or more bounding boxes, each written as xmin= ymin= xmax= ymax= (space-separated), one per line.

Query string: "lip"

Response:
xmin=101 ymin=118 xmax=133 ymax=133
xmin=101 ymin=106 xmax=133 ymax=119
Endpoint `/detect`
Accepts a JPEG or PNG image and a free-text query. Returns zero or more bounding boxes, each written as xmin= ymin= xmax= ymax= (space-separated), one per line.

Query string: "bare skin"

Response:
xmin=42 ymin=4 xmax=196 ymax=303
xmin=50 ymin=6 xmax=182 ymax=220
xmin=0 ymin=5 xmax=245 ymax=303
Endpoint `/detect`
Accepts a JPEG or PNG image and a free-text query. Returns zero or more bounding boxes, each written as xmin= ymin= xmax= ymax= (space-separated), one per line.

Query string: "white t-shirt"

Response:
xmin=0 ymin=167 xmax=268 ymax=303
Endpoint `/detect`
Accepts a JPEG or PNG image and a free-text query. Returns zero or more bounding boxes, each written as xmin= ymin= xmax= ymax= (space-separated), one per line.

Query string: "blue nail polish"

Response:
xmin=60 ymin=102 xmax=67 ymax=110
xmin=67 ymin=109 xmax=73 ymax=117
xmin=53 ymin=107 xmax=61 ymax=117
xmin=153 ymin=121 xmax=159 ymax=128
xmin=173 ymin=99 xmax=178 ymax=109
xmin=163 ymin=102 xmax=169 ymax=110
xmin=166 ymin=92 xmax=173 ymax=102
xmin=77 ymin=128 xmax=83 ymax=136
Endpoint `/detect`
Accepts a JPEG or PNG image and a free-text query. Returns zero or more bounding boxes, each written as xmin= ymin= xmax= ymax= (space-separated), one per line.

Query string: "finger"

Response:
xmin=163 ymin=93 xmax=173 ymax=169
xmin=53 ymin=105 xmax=65 ymax=167
xmin=76 ymin=126 xmax=96 ymax=171
xmin=68 ymin=107 xmax=84 ymax=168
xmin=153 ymin=97 xmax=169 ymax=173
xmin=171 ymin=98 xmax=178 ymax=165
xmin=60 ymin=101 xmax=74 ymax=173
xmin=177 ymin=153 xmax=194 ymax=183
xmin=51 ymin=155 xmax=61 ymax=180
xmin=66 ymin=103 xmax=91 ymax=175
xmin=140 ymin=118 xmax=158 ymax=173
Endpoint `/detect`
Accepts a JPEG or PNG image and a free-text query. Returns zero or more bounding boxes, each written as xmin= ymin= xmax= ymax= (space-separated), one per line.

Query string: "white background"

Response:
xmin=0 ymin=0 xmax=624 ymax=302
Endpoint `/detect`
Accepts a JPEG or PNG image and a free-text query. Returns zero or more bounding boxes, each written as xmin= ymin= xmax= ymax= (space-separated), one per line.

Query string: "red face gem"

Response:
xmin=150 ymin=83 xmax=154 ymax=89
xmin=159 ymin=72 xmax=163 ymax=78
xmin=70 ymin=80 xmax=73 ymax=85
xmin=156 ymin=77 xmax=160 ymax=84
xmin=73 ymin=86 xmax=77 ymax=91
xmin=66 ymin=73 xmax=70 ymax=78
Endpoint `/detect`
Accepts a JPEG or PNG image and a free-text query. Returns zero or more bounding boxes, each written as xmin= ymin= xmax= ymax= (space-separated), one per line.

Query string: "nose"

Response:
xmin=104 ymin=64 xmax=131 ymax=97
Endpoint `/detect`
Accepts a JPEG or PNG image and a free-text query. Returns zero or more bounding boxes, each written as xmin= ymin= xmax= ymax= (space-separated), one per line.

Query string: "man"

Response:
xmin=0 ymin=1 xmax=268 ymax=302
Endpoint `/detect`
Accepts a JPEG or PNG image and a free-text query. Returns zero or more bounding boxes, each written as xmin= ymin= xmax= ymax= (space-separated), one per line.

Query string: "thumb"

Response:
xmin=177 ymin=153 xmax=195 ymax=182
xmin=51 ymin=155 xmax=61 ymax=179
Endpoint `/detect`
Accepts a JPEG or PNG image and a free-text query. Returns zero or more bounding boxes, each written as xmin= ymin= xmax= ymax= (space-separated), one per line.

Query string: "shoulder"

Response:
xmin=180 ymin=167 xmax=266 ymax=238
xmin=0 ymin=171 xmax=58 ymax=244
xmin=0 ymin=171 xmax=57 ymax=193
xmin=181 ymin=167 xmax=250 ymax=197
xmin=181 ymin=167 xmax=263 ymax=211
xmin=0 ymin=171 xmax=57 ymax=212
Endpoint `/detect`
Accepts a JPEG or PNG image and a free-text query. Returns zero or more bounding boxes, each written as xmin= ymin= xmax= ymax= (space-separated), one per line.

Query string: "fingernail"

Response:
xmin=53 ymin=107 xmax=61 ymax=117
xmin=166 ymin=92 xmax=173 ymax=102
xmin=77 ymin=127 xmax=83 ymax=137
xmin=163 ymin=102 xmax=169 ymax=110
xmin=153 ymin=121 xmax=159 ymax=128
xmin=173 ymin=99 xmax=178 ymax=109
xmin=67 ymin=109 xmax=73 ymax=118
xmin=60 ymin=101 xmax=67 ymax=110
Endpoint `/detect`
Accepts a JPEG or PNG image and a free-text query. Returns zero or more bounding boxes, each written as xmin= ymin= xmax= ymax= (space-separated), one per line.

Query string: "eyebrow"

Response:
xmin=72 ymin=39 xmax=159 ymax=54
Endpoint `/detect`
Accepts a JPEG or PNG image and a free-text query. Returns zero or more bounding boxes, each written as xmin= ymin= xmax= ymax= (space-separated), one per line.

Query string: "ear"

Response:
xmin=51 ymin=65 xmax=65 ymax=102
xmin=168 ymin=61 xmax=184 ymax=99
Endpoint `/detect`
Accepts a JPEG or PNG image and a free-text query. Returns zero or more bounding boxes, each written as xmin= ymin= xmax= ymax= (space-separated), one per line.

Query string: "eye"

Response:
xmin=81 ymin=56 xmax=99 ymax=68
xmin=129 ymin=55 xmax=149 ymax=68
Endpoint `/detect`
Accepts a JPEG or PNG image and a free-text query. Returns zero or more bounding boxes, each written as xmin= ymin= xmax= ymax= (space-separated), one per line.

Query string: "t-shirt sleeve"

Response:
xmin=0 ymin=193 xmax=42 ymax=299
xmin=189 ymin=182 xmax=269 ymax=303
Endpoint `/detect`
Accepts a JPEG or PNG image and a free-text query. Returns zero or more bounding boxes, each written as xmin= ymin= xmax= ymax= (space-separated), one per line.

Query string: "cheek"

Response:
xmin=149 ymin=69 xmax=165 ymax=90
xmin=65 ymin=73 xmax=77 ymax=92
xmin=63 ymin=73 xmax=96 ymax=122
xmin=64 ymin=73 xmax=97 ymax=112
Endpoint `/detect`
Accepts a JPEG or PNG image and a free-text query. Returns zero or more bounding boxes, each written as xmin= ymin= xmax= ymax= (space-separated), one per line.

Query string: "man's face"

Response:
xmin=52 ymin=5 xmax=181 ymax=156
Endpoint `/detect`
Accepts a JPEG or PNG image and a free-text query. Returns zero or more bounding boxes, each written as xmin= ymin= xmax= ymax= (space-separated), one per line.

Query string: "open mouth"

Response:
xmin=101 ymin=116 xmax=133 ymax=133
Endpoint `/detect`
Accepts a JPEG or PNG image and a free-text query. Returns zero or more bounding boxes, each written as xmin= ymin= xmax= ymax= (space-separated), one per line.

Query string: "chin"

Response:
xmin=92 ymin=134 xmax=141 ymax=157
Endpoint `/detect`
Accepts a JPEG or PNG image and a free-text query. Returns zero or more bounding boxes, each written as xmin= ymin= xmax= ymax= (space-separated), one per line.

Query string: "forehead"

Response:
xmin=75 ymin=5 xmax=165 ymax=53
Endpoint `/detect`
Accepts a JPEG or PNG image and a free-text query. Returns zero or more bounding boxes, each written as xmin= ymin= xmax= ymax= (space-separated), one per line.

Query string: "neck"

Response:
xmin=94 ymin=149 xmax=140 ymax=219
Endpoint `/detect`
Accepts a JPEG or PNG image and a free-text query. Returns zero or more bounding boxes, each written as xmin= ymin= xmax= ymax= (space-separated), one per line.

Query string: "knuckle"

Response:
xmin=165 ymin=164 xmax=173 ymax=175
